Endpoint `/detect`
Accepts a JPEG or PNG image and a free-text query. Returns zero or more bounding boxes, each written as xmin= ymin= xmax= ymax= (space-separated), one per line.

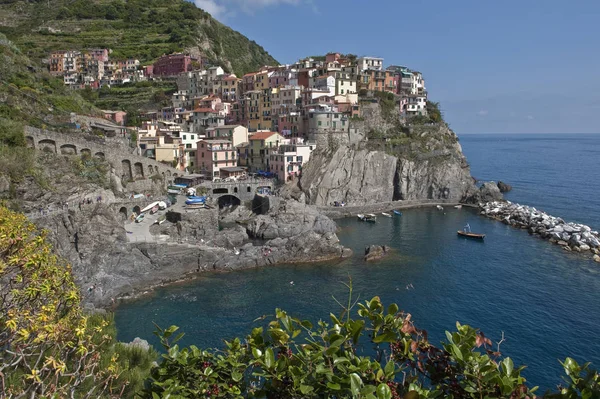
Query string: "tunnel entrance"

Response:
xmin=218 ymin=195 xmax=241 ymax=209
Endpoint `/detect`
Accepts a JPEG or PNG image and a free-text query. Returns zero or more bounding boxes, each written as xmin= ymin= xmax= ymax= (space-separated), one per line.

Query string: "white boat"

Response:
xmin=154 ymin=215 xmax=167 ymax=225
xmin=141 ymin=201 xmax=160 ymax=214
xmin=381 ymin=212 xmax=392 ymax=217
xmin=436 ymin=205 xmax=444 ymax=211
xmin=365 ymin=214 xmax=377 ymax=223
xmin=357 ymin=214 xmax=365 ymax=220
xmin=454 ymin=205 xmax=463 ymax=209
xmin=158 ymin=201 xmax=167 ymax=210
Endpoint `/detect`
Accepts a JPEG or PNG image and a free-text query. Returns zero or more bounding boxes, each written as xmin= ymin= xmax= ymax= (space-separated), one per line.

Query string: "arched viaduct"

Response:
xmin=207 ymin=180 xmax=274 ymax=207
xmin=24 ymin=126 xmax=183 ymax=181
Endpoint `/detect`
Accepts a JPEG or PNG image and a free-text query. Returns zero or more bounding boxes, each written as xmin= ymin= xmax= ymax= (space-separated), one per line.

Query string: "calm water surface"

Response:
xmin=115 ymin=134 xmax=600 ymax=391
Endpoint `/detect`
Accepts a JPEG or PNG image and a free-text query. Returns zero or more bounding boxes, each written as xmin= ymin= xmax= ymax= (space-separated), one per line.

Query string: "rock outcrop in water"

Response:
xmin=299 ymin=115 xmax=480 ymax=206
xmin=480 ymin=201 xmax=600 ymax=255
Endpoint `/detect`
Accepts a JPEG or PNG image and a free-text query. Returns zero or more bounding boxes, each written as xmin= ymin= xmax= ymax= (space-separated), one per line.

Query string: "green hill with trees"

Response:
xmin=0 ymin=0 xmax=278 ymax=77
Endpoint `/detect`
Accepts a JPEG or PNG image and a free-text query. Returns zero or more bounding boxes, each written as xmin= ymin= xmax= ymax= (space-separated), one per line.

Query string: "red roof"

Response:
xmin=249 ymin=131 xmax=279 ymax=140
xmin=193 ymin=108 xmax=217 ymax=113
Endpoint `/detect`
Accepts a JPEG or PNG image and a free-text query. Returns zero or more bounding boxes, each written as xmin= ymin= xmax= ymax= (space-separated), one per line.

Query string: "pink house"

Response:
xmin=277 ymin=113 xmax=302 ymax=136
xmin=152 ymin=53 xmax=198 ymax=77
xmin=195 ymin=139 xmax=238 ymax=179
xmin=103 ymin=110 xmax=127 ymax=125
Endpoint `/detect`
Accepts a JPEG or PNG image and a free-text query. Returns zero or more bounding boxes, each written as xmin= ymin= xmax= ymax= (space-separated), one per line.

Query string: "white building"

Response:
xmin=205 ymin=125 xmax=249 ymax=147
xmin=313 ymin=75 xmax=336 ymax=96
xmin=269 ymin=137 xmax=316 ymax=181
xmin=357 ymin=56 xmax=384 ymax=71
xmin=405 ymin=95 xmax=427 ymax=116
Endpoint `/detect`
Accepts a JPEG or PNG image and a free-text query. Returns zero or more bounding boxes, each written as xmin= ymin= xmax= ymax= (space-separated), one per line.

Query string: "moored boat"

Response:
xmin=454 ymin=205 xmax=463 ymax=209
xmin=141 ymin=201 xmax=160 ymax=214
xmin=436 ymin=205 xmax=444 ymax=210
xmin=150 ymin=205 xmax=159 ymax=214
xmin=154 ymin=215 xmax=167 ymax=225
xmin=365 ymin=214 xmax=377 ymax=223
xmin=393 ymin=210 xmax=402 ymax=216
xmin=457 ymin=230 xmax=485 ymax=240
xmin=357 ymin=214 xmax=365 ymax=221
xmin=135 ymin=213 xmax=145 ymax=223
xmin=381 ymin=212 xmax=392 ymax=217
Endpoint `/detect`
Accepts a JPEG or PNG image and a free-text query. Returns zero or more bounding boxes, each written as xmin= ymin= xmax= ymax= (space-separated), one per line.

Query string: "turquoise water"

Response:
xmin=115 ymin=134 xmax=600 ymax=391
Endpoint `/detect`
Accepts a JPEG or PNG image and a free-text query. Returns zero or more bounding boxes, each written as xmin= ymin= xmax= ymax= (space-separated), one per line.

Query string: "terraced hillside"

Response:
xmin=0 ymin=0 xmax=278 ymax=77
xmin=0 ymin=32 xmax=98 ymax=130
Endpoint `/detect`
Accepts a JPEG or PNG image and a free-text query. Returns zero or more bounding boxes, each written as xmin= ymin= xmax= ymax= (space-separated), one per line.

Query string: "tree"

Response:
xmin=426 ymin=101 xmax=443 ymax=123
xmin=141 ymin=282 xmax=600 ymax=398
xmin=0 ymin=205 xmax=155 ymax=398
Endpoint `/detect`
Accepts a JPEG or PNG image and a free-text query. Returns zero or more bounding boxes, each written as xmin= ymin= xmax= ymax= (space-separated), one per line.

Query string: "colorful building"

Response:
xmin=195 ymin=139 xmax=238 ymax=179
xmin=269 ymin=138 xmax=316 ymax=181
xmin=153 ymin=53 xmax=198 ymax=77
xmin=248 ymin=131 xmax=284 ymax=172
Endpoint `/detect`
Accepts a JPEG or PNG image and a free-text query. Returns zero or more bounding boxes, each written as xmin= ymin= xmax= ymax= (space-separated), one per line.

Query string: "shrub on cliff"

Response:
xmin=0 ymin=205 xmax=156 ymax=398
xmin=141 ymin=284 xmax=599 ymax=398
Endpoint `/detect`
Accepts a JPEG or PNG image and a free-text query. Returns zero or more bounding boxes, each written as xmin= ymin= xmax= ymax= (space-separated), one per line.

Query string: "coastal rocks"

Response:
xmin=594 ymin=255 xmax=600 ymax=263
xmin=364 ymin=245 xmax=390 ymax=261
xmin=469 ymin=182 xmax=504 ymax=203
xmin=299 ymin=146 xmax=398 ymax=206
xmin=480 ymin=201 xmax=600 ymax=259
xmin=497 ymin=181 xmax=512 ymax=193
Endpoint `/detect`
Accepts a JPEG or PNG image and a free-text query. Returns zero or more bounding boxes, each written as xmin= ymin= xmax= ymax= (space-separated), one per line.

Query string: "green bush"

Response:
xmin=141 ymin=284 xmax=600 ymax=398
xmin=0 ymin=118 xmax=25 ymax=147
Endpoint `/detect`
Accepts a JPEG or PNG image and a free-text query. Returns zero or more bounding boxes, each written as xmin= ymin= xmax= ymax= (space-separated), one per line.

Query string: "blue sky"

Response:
xmin=193 ymin=0 xmax=600 ymax=134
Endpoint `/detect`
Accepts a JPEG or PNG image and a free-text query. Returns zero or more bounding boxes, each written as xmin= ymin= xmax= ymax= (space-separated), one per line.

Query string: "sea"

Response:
xmin=114 ymin=133 xmax=600 ymax=392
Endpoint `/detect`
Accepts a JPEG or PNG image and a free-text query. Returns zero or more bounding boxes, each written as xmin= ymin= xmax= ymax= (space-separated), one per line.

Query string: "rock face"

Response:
xmin=497 ymin=181 xmax=512 ymax=193
xmin=364 ymin=245 xmax=389 ymax=261
xmin=300 ymin=123 xmax=478 ymax=206
xmin=299 ymin=146 xmax=398 ymax=206
xmin=480 ymin=201 xmax=600 ymax=256
xmin=469 ymin=182 xmax=504 ymax=203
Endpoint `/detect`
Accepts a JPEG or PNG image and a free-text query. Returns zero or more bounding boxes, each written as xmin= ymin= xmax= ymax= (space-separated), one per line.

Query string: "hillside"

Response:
xmin=0 ymin=32 xmax=98 ymax=129
xmin=0 ymin=0 xmax=279 ymax=77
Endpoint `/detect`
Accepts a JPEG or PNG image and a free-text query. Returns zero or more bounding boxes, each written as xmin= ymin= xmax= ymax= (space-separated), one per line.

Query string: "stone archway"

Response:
xmin=38 ymin=139 xmax=57 ymax=153
xmin=132 ymin=205 xmax=141 ymax=215
xmin=134 ymin=162 xmax=144 ymax=178
xmin=173 ymin=173 xmax=178 ymax=178
xmin=122 ymin=160 xmax=132 ymax=180
xmin=80 ymin=148 xmax=91 ymax=158
xmin=94 ymin=152 xmax=105 ymax=160
xmin=60 ymin=144 xmax=77 ymax=155
xmin=166 ymin=170 xmax=172 ymax=177
xmin=218 ymin=195 xmax=241 ymax=208
xmin=118 ymin=206 xmax=128 ymax=220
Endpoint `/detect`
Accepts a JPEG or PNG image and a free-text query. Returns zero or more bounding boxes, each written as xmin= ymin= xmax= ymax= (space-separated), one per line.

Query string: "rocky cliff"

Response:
xmin=300 ymin=122 xmax=479 ymax=206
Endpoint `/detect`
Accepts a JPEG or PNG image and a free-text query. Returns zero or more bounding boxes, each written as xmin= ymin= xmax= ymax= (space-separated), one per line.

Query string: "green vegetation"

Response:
xmin=0 ymin=33 xmax=98 ymax=129
xmin=93 ymin=80 xmax=178 ymax=111
xmin=0 ymin=0 xmax=278 ymax=76
xmin=143 ymin=283 xmax=599 ymax=398
xmin=0 ymin=205 xmax=157 ymax=397
xmin=72 ymin=152 xmax=109 ymax=186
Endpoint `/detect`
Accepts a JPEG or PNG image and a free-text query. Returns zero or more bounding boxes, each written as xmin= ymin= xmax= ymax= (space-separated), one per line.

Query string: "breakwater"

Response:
xmin=480 ymin=201 xmax=600 ymax=260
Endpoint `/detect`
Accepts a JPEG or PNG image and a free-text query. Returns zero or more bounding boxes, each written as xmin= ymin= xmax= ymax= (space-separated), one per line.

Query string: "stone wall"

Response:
xmin=25 ymin=126 xmax=183 ymax=183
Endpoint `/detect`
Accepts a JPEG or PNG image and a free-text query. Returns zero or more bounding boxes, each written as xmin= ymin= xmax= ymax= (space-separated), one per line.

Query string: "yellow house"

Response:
xmin=248 ymin=131 xmax=284 ymax=172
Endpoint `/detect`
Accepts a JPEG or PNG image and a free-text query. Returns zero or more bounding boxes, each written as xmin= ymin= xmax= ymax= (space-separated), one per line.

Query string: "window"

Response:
xmin=191 ymin=135 xmax=195 ymax=140
xmin=202 ymin=152 xmax=204 ymax=158
xmin=297 ymin=156 xmax=303 ymax=163
xmin=186 ymin=144 xmax=192 ymax=149
xmin=318 ymin=121 xmax=322 ymax=126
xmin=182 ymin=135 xmax=187 ymax=140
xmin=287 ymin=156 xmax=293 ymax=162
xmin=231 ymin=152 xmax=235 ymax=158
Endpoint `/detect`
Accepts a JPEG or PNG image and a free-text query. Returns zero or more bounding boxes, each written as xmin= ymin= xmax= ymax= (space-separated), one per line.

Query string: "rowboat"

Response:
xmin=357 ymin=214 xmax=365 ymax=220
xmin=185 ymin=198 xmax=206 ymax=205
xmin=393 ymin=210 xmax=402 ymax=216
xmin=135 ymin=213 xmax=145 ymax=223
xmin=154 ymin=215 xmax=167 ymax=225
xmin=150 ymin=205 xmax=159 ymax=214
xmin=141 ymin=201 xmax=160 ymax=213
xmin=381 ymin=212 xmax=392 ymax=217
xmin=454 ymin=205 xmax=463 ymax=209
xmin=457 ymin=230 xmax=485 ymax=240
xmin=436 ymin=205 xmax=444 ymax=211
xmin=365 ymin=214 xmax=377 ymax=223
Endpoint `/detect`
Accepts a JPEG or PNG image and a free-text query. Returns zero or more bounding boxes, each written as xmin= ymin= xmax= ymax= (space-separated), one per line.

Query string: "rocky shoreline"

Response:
xmin=480 ymin=201 xmax=600 ymax=261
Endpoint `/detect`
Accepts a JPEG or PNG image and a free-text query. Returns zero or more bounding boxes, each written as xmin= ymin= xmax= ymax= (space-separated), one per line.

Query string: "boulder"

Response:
xmin=594 ymin=255 xmax=600 ymax=263
xmin=497 ymin=181 xmax=512 ymax=193
xmin=557 ymin=240 xmax=569 ymax=247
xmin=364 ymin=245 xmax=390 ymax=262
xmin=476 ymin=182 xmax=504 ymax=203
xmin=580 ymin=244 xmax=591 ymax=251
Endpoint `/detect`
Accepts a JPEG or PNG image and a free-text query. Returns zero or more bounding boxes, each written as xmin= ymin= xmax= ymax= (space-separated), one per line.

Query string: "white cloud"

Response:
xmin=527 ymin=115 xmax=535 ymax=120
xmin=194 ymin=0 xmax=316 ymax=19
xmin=477 ymin=110 xmax=488 ymax=116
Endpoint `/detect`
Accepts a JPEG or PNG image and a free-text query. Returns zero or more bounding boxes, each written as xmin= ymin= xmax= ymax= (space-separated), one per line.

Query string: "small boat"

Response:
xmin=141 ymin=201 xmax=160 ymax=213
xmin=135 ymin=213 xmax=145 ymax=223
xmin=154 ymin=215 xmax=167 ymax=225
xmin=186 ymin=203 xmax=205 ymax=209
xmin=365 ymin=214 xmax=377 ymax=223
xmin=436 ymin=205 xmax=444 ymax=211
xmin=454 ymin=205 xmax=463 ymax=209
xmin=150 ymin=205 xmax=159 ymax=214
xmin=457 ymin=230 xmax=485 ymax=240
xmin=167 ymin=188 xmax=181 ymax=195
xmin=357 ymin=214 xmax=365 ymax=221
xmin=381 ymin=212 xmax=392 ymax=217
xmin=186 ymin=198 xmax=206 ymax=206
xmin=393 ymin=210 xmax=402 ymax=216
